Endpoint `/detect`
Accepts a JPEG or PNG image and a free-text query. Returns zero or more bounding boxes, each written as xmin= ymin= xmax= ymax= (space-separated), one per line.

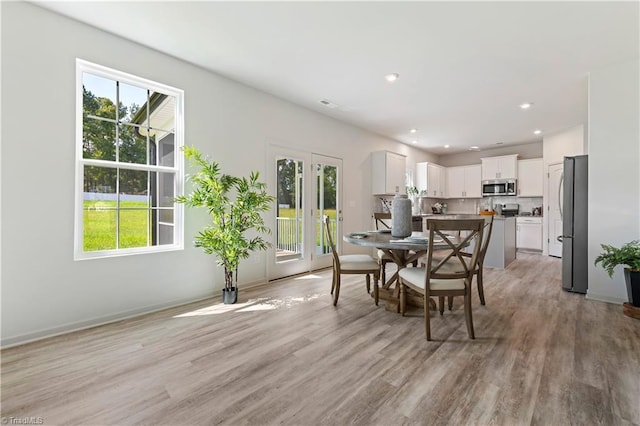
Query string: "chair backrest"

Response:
xmin=323 ymin=215 xmax=340 ymax=264
xmin=425 ymin=218 xmax=485 ymax=282
xmin=373 ymin=212 xmax=392 ymax=230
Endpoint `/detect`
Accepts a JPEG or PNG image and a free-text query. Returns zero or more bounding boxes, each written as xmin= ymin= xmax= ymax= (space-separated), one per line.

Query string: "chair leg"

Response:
xmin=373 ymin=272 xmax=380 ymax=306
xmin=399 ymin=282 xmax=406 ymax=316
xmin=381 ymin=260 xmax=386 ymax=285
xmin=425 ymin=294 xmax=431 ymax=341
xmin=464 ymin=292 xmax=475 ymax=339
xmin=366 ymin=273 xmax=371 ymax=294
xmin=477 ymin=269 xmax=485 ymax=305
xmin=448 ymin=296 xmax=453 ymax=311
xmin=438 ymin=296 xmax=445 ymax=315
xmin=333 ymin=274 xmax=341 ymax=306
xmin=330 ymin=268 xmax=336 ymax=295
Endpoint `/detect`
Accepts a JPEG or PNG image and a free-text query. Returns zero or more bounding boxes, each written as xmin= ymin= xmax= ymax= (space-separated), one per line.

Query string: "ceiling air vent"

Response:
xmin=319 ymin=99 xmax=339 ymax=109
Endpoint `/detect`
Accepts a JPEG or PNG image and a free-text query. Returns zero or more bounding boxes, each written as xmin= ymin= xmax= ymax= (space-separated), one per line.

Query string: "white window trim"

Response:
xmin=74 ymin=59 xmax=184 ymax=260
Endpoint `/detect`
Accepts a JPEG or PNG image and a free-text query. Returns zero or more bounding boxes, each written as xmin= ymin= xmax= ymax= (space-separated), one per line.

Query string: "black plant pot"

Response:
xmin=623 ymin=269 xmax=640 ymax=307
xmin=222 ymin=287 xmax=238 ymax=304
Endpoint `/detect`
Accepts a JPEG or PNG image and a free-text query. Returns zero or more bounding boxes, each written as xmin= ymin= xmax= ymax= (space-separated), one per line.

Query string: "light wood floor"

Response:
xmin=2 ymin=253 xmax=640 ymax=425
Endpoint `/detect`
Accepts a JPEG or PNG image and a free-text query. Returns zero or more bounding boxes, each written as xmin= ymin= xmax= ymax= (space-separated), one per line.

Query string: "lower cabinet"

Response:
xmin=516 ymin=217 xmax=542 ymax=250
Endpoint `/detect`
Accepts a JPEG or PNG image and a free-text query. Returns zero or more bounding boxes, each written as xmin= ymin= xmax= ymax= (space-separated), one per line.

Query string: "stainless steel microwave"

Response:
xmin=482 ymin=179 xmax=516 ymax=196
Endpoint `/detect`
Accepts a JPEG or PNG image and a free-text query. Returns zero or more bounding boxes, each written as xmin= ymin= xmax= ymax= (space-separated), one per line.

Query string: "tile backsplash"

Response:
xmin=446 ymin=196 xmax=543 ymax=215
xmin=373 ymin=195 xmax=543 ymax=216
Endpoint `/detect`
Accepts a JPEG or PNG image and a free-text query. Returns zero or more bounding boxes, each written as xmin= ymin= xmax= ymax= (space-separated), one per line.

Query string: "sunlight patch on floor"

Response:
xmin=173 ymin=293 xmax=324 ymax=317
xmin=293 ymin=273 xmax=323 ymax=280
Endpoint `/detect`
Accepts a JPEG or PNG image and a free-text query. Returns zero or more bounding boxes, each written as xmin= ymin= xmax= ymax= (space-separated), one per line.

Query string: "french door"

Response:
xmin=267 ymin=146 xmax=342 ymax=280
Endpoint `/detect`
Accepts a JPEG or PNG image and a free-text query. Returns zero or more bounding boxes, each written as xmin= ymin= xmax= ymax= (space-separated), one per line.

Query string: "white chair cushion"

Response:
xmin=339 ymin=254 xmax=380 ymax=271
xmin=399 ymin=266 xmax=465 ymax=291
xmin=399 ymin=267 xmax=426 ymax=288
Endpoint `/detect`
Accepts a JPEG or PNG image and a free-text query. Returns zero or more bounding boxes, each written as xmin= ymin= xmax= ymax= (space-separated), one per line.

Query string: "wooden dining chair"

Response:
xmin=398 ymin=218 xmax=485 ymax=340
xmin=374 ymin=212 xmax=418 ymax=284
xmin=373 ymin=212 xmax=393 ymax=283
xmin=324 ymin=215 xmax=380 ymax=306
xmin=443 ymin=215 xmax=494 ymax=309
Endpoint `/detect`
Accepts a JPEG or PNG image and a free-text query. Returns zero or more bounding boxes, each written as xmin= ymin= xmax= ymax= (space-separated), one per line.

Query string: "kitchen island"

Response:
xmin=483 ymin=216 xmax=516 ymax=269
xmin=420 ymin=213 xmax=516 ymax=270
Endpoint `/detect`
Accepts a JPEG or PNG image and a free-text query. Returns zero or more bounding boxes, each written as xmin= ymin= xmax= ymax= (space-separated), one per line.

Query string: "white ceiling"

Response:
xmin=34 ymin=1 xmax=638 ymax=154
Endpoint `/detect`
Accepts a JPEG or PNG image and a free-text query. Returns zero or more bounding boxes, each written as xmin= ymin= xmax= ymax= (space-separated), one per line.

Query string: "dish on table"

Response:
xmin=348 ymin=232 xmax=369 ymax=239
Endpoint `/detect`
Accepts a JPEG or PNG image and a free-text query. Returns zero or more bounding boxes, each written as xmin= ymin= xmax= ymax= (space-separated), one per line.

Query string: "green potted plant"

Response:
xmin=175 ymin=146 xmax=275 ymax=304
xmin=594 ymin=240 xmax=640 ymax=307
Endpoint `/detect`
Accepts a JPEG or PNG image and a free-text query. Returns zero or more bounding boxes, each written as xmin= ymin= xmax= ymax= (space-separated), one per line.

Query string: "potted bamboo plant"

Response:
xmin=176 ymin=146 xmax=275 ymax=304
xmin=594 ymin=240 xmax=640 ymax=307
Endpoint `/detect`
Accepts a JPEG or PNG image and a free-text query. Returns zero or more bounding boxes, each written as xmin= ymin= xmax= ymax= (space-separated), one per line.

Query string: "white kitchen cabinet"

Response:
xmin=446 ymin=164 xmax=482 ymax=198
xmin=372 ymin=151 xmax=406 ymax=195
xmin=516 ymin=217 xmax=543 ymax=250
xmin=481 ymin=154 xmax=518 ymax=180
xmin=517 ymin=158 xmax=543 ymax=197
xmin=416 ymin=162 xmax=445 ymax=198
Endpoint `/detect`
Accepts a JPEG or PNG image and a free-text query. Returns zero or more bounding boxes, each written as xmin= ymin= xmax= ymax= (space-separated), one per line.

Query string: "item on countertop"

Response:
xmin=432 ymin=202 xmax=445 ymax=214
xmin=392 ymin=193 xmax=412 ymax=238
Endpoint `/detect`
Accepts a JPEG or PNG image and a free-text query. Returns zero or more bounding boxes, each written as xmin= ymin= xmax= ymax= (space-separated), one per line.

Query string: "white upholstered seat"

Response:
xmin=324 ymin=215 xmax=380 ymax=306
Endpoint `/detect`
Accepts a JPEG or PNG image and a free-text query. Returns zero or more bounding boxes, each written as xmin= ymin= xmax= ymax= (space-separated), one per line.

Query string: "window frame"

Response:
xmin=74 ymin=59 xmax=184 ymax=260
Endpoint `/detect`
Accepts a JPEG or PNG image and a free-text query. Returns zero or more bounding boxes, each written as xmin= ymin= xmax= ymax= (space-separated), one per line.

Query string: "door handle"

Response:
xmin=557 ymin=236 xmax=563 ymax=243
xmin=558 ymin=172 xmax=564 ymax=217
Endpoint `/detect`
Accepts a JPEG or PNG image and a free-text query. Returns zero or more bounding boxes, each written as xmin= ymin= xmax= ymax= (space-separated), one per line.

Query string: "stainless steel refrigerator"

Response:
xmin=561 ymin=155 xmax=588 ymax=293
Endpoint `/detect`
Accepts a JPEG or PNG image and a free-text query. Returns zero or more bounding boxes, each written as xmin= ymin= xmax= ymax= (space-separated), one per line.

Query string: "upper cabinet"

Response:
xmin=517 ymin=158 xmax=544 ymax=197
xmin=481 ymin=154 xmax=518 ymax=180
xmin=446 ymin=164 xmax=482 ymax=198
xmin=416 ymin=162 xmax=445 ymax=198
xmin=447 ymin=164 xmax=482 ymax=198
xmin=372 ymin=151 xmax=406 ymax=195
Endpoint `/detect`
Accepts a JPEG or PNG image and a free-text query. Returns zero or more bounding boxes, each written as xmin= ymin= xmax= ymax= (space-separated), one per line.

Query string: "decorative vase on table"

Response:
xmin=392 ymin=193 xmax=412 ymax=238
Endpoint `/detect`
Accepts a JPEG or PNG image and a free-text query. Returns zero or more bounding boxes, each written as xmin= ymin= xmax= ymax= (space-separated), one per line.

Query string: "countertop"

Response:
xmin=420 ymin=213 xmax=514 ymax=220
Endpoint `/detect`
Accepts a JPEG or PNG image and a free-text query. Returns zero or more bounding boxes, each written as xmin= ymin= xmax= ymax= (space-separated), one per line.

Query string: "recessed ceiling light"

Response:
xmin=385 ymin=73 xmax=399 ymax=82
xmin=412 ymin=140 xmax=418 ymax=144
xmin=533 ymin=129 xmax=542 ymax=135
xmin=444 ymin=145 xmax=450 ymax=149
xmin=469 ymin=146 xmax=480 ymax=151
xmin=410 ymin=128 xmax=417 ymax=133
xmin=520 ymin=102 xmax=533 ymax=109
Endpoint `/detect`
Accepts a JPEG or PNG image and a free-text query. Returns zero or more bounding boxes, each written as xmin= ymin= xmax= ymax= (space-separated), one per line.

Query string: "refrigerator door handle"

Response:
xmin=558 ymin=171 xmax=564 ymax=217
xmin=557 ymin=236 xmax=563 ymax=243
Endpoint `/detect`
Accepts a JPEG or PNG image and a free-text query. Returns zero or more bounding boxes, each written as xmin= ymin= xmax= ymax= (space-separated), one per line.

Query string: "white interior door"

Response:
xmin=548 ymin=162 xmax=563 ymax=257
xmin=311 ymin=154 xmax=342 ymax=271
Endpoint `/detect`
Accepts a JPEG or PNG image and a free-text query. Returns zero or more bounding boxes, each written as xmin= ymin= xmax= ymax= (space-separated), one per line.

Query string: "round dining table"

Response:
xmin=343 ymin=230 xmax=455 ymax=311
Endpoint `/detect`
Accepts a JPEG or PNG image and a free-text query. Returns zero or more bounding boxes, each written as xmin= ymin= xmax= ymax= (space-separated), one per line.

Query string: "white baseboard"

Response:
xmin=1 ymin=278 xmax=270 ymax=348
xmin=585 ymin=290 xmax=627 ymax=305
xmin=0 ymin=294 xmax=214 ymax=349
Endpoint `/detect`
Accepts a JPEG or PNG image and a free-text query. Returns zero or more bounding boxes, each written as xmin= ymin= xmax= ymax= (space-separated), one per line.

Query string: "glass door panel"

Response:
xmin=268 ymin=146 xmax=311 ymax=280
xmin=276 ymin=157 xmax=304 ymax=262
xmin=311 ymin=154 xmax=342 ymax=271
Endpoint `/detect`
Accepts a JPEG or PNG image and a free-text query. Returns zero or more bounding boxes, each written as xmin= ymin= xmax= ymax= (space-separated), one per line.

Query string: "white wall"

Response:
xmin=541 ymin=125 xmax=586 ymax=255
xmin=543 ymin=125 xmax=586 ymax=165
xmin=0 ymin=2 xmax=432 ymax=346
xmin=587 ymin=59 xmax=640 ymax=304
